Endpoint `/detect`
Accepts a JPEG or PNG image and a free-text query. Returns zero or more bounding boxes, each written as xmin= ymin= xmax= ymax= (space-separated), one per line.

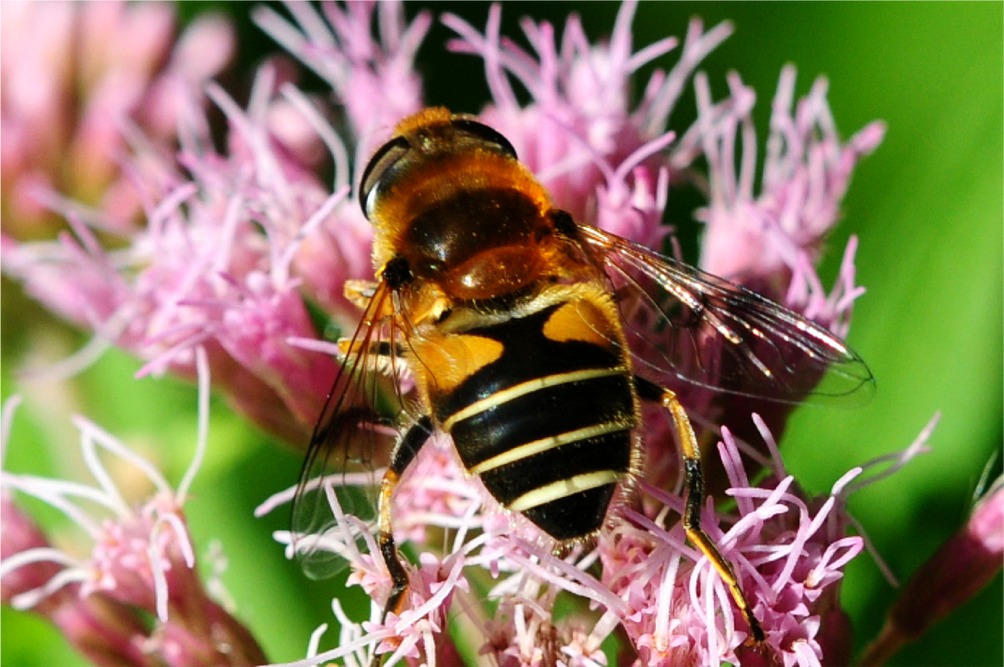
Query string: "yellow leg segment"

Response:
xmin=661 ymin=389 xmax=765 ymax=644
xmin=370 ymin=417 xmax=433 ymax=666
xmin=377 ymin=468 xmax=410 ymax=617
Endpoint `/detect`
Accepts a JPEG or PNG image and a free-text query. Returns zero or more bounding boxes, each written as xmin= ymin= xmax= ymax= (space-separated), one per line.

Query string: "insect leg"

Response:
xmin=378 ymin=414 xmax=433 ymax=618
xmin=635 ymin=377 xmax=765 ymax=644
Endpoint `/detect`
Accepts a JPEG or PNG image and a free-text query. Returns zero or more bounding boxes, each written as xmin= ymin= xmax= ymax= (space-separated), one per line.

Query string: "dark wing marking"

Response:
xmin=291 ymin=280 xmax=405 ymax=579
xmin=577 ymin=224 xmax=874 ymax=404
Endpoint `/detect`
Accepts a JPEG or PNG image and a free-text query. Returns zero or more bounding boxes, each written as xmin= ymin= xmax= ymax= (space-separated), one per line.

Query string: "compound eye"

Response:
xmin=359 ymin=135 xmax=410 ymax=219
xmin=451 ymin=119 xmax=518 ymax=160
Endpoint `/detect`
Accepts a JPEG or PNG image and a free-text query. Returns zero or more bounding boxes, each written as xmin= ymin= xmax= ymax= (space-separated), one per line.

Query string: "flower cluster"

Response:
xmin=7 ymin=2 xmax=988 ymax=667
xmin=1 ymin=351 xmax=266 ymax=665
xmin=0 ymin=0 xmax=234 ymax=236
xmin=256 ymin=412 xmax=939 ymax=667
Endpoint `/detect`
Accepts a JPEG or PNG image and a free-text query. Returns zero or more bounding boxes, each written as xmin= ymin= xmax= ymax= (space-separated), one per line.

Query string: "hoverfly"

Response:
xmin=293 ymin=107 xmax=873 ymax=646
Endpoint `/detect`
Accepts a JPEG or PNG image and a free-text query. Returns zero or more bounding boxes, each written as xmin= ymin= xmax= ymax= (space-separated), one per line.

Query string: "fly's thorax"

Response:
xmin=368 ymin=148 xmax=558 ymax=302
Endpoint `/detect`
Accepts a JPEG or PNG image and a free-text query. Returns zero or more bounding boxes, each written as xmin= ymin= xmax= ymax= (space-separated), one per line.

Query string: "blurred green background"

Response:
xmin=2 ymin=2 xmax=1000 ymax=665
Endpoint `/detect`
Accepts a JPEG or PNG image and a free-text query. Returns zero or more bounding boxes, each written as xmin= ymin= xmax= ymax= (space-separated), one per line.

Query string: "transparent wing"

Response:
xmin=291 ymin=280 xmax=406 ymax=579
xmin=577 ymin=224 xmax=874 ymax=404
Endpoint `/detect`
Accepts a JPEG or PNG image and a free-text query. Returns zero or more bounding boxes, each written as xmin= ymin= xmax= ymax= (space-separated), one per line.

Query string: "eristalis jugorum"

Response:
xmin=292 ymin=107 xmax=874 ymax=649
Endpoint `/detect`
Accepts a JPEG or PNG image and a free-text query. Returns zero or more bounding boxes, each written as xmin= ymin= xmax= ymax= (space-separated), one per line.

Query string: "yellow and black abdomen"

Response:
xmin=432 ymin=299 xmax=637 ymax=541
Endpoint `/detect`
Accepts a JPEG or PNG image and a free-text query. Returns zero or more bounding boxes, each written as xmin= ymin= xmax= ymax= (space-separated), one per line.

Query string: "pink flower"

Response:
xmin=689 ymin=67 xmax=885 ymax=304
xmin=1 ymin=67 xmax=364 ymax=443
xmin=253 ymin=0 xmax=430 ymax=153
xmin=256 ymin=434 xmax=477 ymax=667
xmin=1 ymin=2 xmax=436 ymax=446
xmin=0 ymin=0 xmax=234 ymax=234
xmin=0 ymin=351 xmax=266 ymax=666
xmin=264 ymin=411 xmax=934 ymax=667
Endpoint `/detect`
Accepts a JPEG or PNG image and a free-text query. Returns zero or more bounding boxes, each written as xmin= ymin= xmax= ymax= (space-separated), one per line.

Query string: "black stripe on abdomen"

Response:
xmin=444 ymin=359 xmax=635 ymax=539
xmin=449 ymin=373 xmax=633 ymax=468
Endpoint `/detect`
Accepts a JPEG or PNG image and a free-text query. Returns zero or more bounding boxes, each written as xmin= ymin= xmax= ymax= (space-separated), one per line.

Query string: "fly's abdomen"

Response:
xmin=432 ymin=299 xmax=637 ymax=540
